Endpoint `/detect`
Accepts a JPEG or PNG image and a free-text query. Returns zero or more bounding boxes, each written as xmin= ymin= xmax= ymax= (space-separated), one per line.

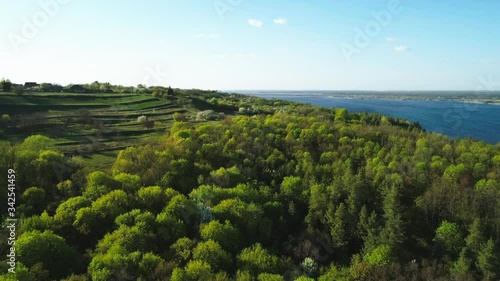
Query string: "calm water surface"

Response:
xmin=246 ymin=94 xmax=500 ymax=144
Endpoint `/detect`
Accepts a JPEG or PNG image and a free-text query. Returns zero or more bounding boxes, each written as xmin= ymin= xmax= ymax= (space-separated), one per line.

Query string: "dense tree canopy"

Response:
xmin=0 ymin=93 xmax=499 ymax=280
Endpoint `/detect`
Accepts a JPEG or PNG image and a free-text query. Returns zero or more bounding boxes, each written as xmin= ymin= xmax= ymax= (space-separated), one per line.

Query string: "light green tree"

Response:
xmin=17 ymin=231 xmax=80 ymax=280
xmin=237 ymin=243 xmax=280 ymax=275
xmin=477 ymin=239 xmax=500 ymax=280
xmin=192 ymin=240 xmax=232 ymax=271
xmin=434 ymin=221 xmax=463 ymax=256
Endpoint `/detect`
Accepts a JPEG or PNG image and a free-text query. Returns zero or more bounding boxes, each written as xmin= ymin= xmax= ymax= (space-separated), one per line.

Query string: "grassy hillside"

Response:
xmin=0 ymin=91 xmax=425 ymax=171
xmin=0 ymin=90 xmax=296 ymax=169
xmin=0 ymin=92 xmax=194 ymax=168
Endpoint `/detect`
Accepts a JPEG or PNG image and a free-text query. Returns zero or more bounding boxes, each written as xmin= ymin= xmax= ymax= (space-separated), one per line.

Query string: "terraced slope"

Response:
xmin=0 ymin=93 xmax=188 ymax=167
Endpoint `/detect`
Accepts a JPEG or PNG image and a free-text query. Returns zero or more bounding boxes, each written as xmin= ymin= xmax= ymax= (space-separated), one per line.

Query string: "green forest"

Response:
xmin=1 ymin=89 xmax=500 ymax=281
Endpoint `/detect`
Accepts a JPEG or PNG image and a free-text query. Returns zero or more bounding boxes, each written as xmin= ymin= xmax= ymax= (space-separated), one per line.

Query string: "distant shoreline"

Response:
xmin=234 ymin=91 xmax=500 ymax=106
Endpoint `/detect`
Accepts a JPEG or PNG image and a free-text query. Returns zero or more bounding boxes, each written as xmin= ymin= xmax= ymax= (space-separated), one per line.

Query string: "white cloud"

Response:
xmin=274 ymin=18 xmax=287 ymax=25
xmin=394 ymin=45 xmax=410 ymax=52
xmin=194 ymin=33 xmax=221 ymax=39
xmin=248 ymin=19 xmax=263 ymax=27
xmin=386 ymin=37 xmax=397 ymax=42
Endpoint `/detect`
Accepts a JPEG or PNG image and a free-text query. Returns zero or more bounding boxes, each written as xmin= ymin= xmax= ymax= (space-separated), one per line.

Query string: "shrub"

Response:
xmin=173 ymin=112 xmax=188 ymax=122
xmin=300 ymin=258 xmax=318 ymax=277
xmin=137 ymin=115 xmax=154 ymax=128
xmin=196 ymin=110 xmax=221 ymax=121
xmin=13 ymin=86 xmax=25 ymax=95
xmin=0 ymin=114 xmax=10 ymax=128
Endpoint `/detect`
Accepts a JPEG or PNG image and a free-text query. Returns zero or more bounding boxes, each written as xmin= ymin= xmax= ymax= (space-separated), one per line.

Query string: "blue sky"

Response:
xmin=0 ymin=0 xmax=499 ymax=90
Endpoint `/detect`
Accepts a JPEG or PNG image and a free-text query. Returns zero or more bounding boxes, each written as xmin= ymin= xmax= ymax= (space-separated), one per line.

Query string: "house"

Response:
xmin=24 ymin=82 xmax=39 ymax=88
